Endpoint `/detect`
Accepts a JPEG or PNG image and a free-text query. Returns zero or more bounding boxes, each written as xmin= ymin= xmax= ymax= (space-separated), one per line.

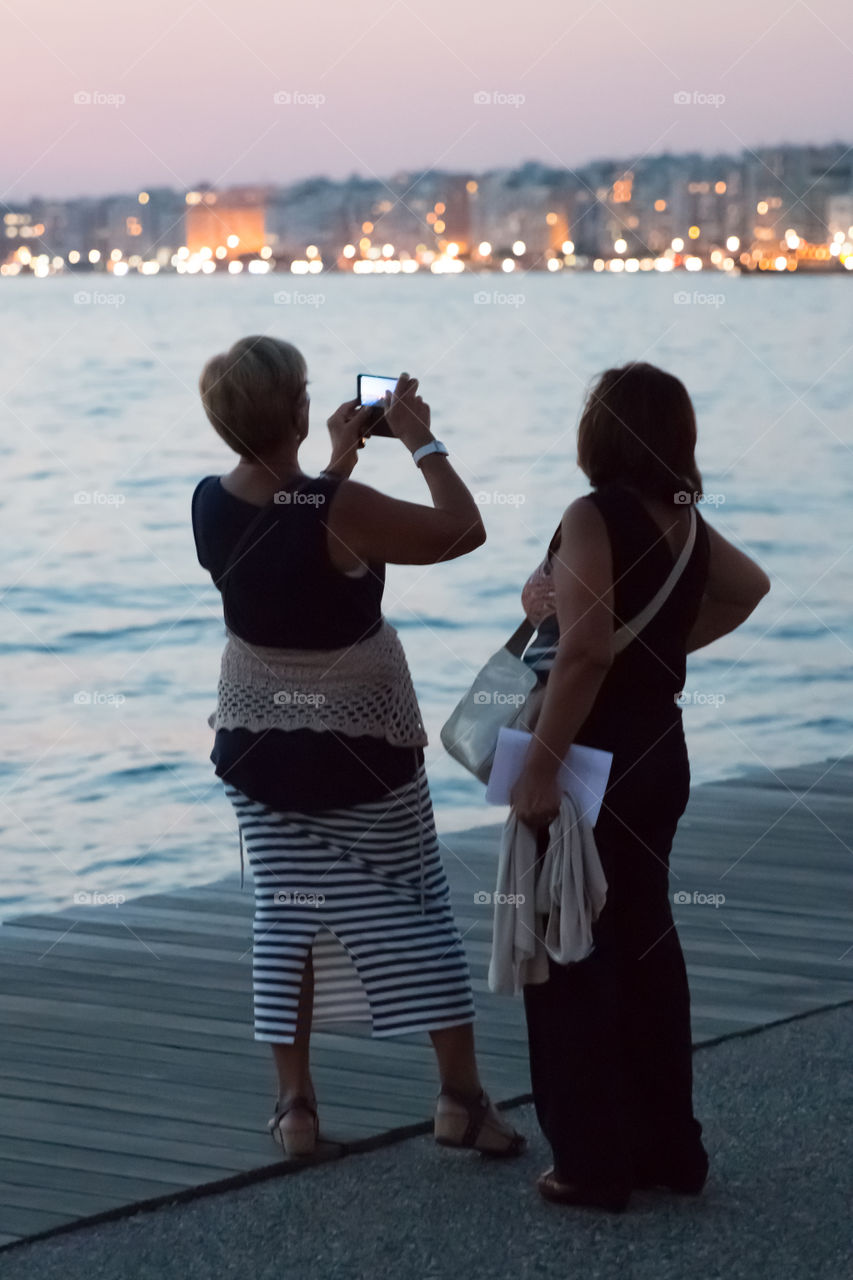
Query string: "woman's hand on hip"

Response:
xmin=510 ymin=764 xmax=563 ymax=832
xmin=326 ymin=398 xmax=373 ymax=478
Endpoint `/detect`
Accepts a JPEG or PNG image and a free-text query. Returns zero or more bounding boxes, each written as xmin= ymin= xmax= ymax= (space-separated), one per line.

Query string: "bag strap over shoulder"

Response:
xmin=504 ymin=617 xmax=535 ymax=657
xmin=612 ymin=506 xmax=697 ymax=654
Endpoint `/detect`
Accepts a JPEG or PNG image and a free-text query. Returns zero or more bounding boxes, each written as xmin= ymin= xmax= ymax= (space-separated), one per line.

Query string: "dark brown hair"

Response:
xmin=576 ymin=362 xmax=703 ymax=502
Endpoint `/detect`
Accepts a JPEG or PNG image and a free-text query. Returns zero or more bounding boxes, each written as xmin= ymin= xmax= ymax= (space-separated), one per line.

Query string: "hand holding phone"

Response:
xmin=358 ymin=372 xmax=433 ymax=452
xmin=357 ymin=374 xmax=398 ymax=437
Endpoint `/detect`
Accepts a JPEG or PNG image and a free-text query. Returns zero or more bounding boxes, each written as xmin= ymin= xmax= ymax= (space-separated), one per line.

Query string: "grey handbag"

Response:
xmin=439 ymin=619 xmax=539 ymax=784
xmin=440 ymin=507 xmax=696 ymax=782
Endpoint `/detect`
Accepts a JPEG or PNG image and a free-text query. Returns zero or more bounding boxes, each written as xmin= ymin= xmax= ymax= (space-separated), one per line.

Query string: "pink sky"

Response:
xmin=3 ymin=0 xmax=850 ymax=200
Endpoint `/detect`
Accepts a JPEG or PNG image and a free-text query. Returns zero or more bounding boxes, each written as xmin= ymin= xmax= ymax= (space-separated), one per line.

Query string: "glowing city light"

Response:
xmin=478 ymin=241 xmax=492 ymax=256
xmin=671 ymin=237 xmax=684 ymax=252
xmin=68 ymin=250 xmax=80 ymax=264
xmin=305 ymin=245 xmax=319 ymax=259
xmin=545 ymin=212 xmax=558 ymax=226
xmin=138 ymin=192 xmax=149 ymax=205
xmin=561 ymin=240 xmax=574 ymax=254
xmin=614 ymin=238 xmax=627 ymax=254
xmin=226 ymin=235 xmax=239 ymax=248
xmin=726 ymin=235 xmax=740 ymax=252
xmin=654 ymin=199 xmax=666 ymax=212
xmin=688 ymin=226 xmax=700 ymax=239
xmin=466 ymin=180 xmax=478 ymax=194
xmin=342 ymin=244 xmax=356 ymax=258
xmin=757 ymin=201 xmax=769 ymax=215
xmin=88 ymin=249 xmax=100 ymax=263
xmin=502 ymin=258 xmax=515 ymax=272
xmin=715 ymin=181 xmax=727 ymax=194
xmin=228 ymin=261 xmax=243 ymax=274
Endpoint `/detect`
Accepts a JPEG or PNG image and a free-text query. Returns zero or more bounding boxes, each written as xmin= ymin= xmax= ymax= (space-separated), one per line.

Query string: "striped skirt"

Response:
xmin=225 ymin=765 xmax=476 ymax=1043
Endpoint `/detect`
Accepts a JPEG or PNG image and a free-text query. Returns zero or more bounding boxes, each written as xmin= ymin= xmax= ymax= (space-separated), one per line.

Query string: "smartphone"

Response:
xmin=357 ymin=374 xmax=398 ymax=437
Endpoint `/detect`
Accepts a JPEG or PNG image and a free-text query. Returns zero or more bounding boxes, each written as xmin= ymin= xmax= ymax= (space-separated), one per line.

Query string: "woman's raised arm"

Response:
xmin=325 ymin=372 xmax=486 ymax=567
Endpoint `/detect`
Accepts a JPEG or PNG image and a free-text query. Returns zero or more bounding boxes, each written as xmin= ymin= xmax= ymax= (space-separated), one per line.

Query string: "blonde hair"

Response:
xmin=199 ymin=335 xmax=307 ymax=458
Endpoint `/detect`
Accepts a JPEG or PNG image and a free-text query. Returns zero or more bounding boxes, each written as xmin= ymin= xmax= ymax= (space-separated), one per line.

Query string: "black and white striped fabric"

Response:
xmin=225 ymin=764 xmax=476 ymax=1043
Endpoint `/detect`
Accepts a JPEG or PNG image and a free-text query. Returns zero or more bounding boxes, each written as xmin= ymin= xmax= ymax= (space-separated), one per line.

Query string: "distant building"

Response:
xmin=184 ymin=186 xmax=270 ymax=258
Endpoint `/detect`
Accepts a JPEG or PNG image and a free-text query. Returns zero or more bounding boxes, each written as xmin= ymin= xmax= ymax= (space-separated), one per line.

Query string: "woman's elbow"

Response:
xmin=453 ymin=516 xmax=486 ymax=556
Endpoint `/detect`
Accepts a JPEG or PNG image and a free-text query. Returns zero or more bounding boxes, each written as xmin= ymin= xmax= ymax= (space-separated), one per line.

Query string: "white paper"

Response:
xmin=485 ymin=726 xmax=613 ymax=825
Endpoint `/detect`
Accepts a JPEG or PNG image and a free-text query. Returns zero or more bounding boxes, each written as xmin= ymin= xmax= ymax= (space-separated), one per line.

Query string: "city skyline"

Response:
xmin=5 ymin=141 xmax=852 ymax=278
xmin=2 ymin=0 xmax=850 ymax=201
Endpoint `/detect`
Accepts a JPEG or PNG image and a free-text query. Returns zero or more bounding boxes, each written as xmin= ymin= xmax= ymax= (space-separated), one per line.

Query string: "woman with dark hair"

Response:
xmin=192 ymin=336 xmax=524 ymax=1159
xmin=512 ymin=361 xmax=770 ymax=1210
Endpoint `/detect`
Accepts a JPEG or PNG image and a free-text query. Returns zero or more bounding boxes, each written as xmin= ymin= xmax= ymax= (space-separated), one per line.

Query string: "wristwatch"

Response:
xmin=412 ymin=440 xmax=449 ymax=467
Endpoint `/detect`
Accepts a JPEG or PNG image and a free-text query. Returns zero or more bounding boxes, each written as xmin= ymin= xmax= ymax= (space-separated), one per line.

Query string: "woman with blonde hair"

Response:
xmin=192 ymin=335 xmax=523 ymax=1159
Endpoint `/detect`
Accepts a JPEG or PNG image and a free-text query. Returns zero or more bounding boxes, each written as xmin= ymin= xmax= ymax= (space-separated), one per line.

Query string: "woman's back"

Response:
xmin=191 ymin=472 xmax=385 ymax=649
xmin=575 ymin=482 xmax=710 ymax=762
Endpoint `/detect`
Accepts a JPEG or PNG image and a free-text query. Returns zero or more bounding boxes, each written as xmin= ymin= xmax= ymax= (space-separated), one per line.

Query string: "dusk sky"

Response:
xmin=3 ymin=0 xmax=850 ymax=200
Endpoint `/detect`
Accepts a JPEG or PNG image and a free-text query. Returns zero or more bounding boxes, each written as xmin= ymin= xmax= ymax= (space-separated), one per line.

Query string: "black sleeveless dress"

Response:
xmin=523 ymin=481 xmax=711 ymax=1193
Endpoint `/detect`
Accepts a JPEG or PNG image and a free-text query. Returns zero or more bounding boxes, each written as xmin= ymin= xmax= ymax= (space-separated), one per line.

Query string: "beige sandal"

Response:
xmin=268 ymin=1095 xmax=319 ymax=1158
xmin=434 ymin=1087 xmax=526 ymax=1158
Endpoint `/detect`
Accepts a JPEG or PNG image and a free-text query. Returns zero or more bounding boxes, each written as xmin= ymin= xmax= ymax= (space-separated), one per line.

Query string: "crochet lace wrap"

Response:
xmin=210 ymin=619 xmax=428 ymax=748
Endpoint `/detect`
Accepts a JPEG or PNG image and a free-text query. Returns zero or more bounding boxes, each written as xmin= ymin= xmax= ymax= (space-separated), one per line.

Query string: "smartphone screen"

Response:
xmin=357 ymin=373 xmax=398 ymax=437
xmin=358 ymin=374 xmax=397 ymax=406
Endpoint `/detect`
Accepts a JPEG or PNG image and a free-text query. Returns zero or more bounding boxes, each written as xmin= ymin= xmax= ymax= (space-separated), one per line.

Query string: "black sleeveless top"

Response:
xmin=532 ymin=482 xmax=710 ymax=831
xmin=192 ymin=473 xmax=422 ymax=811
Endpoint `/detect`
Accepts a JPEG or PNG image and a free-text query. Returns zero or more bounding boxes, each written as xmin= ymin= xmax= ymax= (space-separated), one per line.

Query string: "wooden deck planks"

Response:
xmin=0 ymin=756 xmax=851 ymax=1247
